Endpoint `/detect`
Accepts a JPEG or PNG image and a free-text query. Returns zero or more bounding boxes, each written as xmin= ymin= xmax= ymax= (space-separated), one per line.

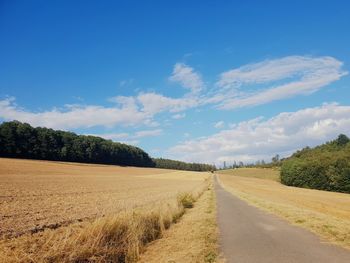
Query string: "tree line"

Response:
xmin=153 ymin=158 xmax=216 ymax=172
xmin=0 ymin=121 xmax=155 ymax=167
xmin=0 ymin=121 xmax=215 ymax=171
xmin=280 ymin=134 xmax=350 ymax=193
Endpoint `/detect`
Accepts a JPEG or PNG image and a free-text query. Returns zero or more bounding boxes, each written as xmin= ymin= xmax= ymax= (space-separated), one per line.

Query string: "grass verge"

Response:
xmin=138 ymin=182 xmax=220 ymax=263
xmin=0 ymin=183 xmax=208 ymax=263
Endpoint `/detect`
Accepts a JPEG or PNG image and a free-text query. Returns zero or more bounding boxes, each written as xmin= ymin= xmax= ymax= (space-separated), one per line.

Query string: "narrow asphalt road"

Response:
xmin=214 ymin=175 xmax=350 ymax=263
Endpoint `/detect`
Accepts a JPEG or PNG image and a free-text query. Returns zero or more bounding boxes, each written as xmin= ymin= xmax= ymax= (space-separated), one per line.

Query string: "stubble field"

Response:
xmin=0 ymin=158 xmax=208 ymax=239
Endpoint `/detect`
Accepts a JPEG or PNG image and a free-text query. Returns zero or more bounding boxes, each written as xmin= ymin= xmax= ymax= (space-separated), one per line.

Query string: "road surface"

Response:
xmin=214 ymin=175 xmax=350 ymax=263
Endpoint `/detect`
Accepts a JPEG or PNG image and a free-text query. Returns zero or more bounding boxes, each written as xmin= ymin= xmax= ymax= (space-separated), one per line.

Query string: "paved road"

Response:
xmin=214 ymin=175 xmax=350 ymax=263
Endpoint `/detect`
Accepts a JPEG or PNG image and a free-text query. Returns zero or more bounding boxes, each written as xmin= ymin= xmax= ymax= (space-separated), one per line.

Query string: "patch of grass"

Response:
xmin=203 ymin=189 xmax=219 ymax=263
xmin=178 ymin=192 xmax=196 ymax=208
xmin=205 ymin=251 xmax=217 ymax=263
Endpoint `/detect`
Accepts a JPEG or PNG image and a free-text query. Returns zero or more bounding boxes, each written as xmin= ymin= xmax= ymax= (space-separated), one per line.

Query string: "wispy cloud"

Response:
xmin=214 ymin=121 xmax=225 ymax=129
xmin=133 ymin=129 xmax=163 ymax=138
xmin=119 ymin=78 xmax=134 ymax=87
xmin=136 ymin=93 xmax=198 ymax=114
xmin=172 ymin=113 xmax=186 ymax=119
xmin=215 ymin=56 xmax=347 ymax=109
xmin=168 ymin=103 xmax=350 ymax=164
xmin=89 ymin=129 xmax=163 ymax=144
xmin=169 ymin=63 xmax=204 ymax=94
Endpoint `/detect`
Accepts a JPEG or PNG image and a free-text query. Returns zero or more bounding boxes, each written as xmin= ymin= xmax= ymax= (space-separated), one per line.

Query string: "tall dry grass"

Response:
xmin=138 ymin=183 xmax=220 ymax=263
xmin=0 ymin=184 xmax=206 ymax=263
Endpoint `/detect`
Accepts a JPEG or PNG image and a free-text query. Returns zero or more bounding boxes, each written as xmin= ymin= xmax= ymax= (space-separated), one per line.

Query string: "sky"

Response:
xmin=1 ymin=0 xmax=350 ymax=166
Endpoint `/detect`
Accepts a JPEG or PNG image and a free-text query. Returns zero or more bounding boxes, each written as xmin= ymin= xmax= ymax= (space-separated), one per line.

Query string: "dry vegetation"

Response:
xmin=0 ymin=158 xmax=207 ymax=238
xmin=217 ymin=167 xmax=280 ymax=181
xmin=139 ymin=184 xmax=219 ymax=263
xmin=0 ymin=158 xmax=211 ymax=262
xmin=218 ymin=168 xmax=350 ymax=249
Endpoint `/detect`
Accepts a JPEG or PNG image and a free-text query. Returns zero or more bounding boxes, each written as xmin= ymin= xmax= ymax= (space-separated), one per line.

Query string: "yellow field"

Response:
xmin=218 ymin=168 xmax=350 ymax=249
xmin=0 ymin=158 xmax=208 ymax=239
xmin=0 ymin=158 xmax=211 ymax=262
xmin=217 ymin=167 xmax=280 ymax=181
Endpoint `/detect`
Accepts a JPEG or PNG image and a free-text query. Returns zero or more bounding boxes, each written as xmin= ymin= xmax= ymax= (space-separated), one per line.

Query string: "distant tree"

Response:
xmin=272 ymin=154 xmax=280 ymax=163
xmin=153 ymin=158 xmax=216 ymax=172
xmin=336 ymin=134 xmax=350 ymax=146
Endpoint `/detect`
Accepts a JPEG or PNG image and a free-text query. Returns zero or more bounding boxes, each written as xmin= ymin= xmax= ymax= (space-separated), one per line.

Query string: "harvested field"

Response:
xmin=0 ymin=158 xmax=209 ymax=239
xmin=218 ymin=168 xmax=350 ymax=249
xmin=217 ymin=167 xmax=280 ymax=181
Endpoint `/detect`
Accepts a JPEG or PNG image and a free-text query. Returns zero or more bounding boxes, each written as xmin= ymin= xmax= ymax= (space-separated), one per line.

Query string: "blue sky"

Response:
xmin=1 ymin=0 xmax=350 ymax=165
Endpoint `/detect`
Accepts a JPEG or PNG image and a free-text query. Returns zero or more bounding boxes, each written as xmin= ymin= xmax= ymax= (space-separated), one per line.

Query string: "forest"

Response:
xmin=0 ymin=121 xmax=214 ymax=171
xmin=0 ymin=121 xmax=155 ymax=167
xmin=153 ymin=158 xmax=216 ymax=172
xmin=281 ymin=134 xmax=350 ymax=193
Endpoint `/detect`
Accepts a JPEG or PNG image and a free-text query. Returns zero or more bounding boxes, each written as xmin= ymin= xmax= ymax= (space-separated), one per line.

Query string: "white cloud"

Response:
xmin=133 ymin=129 xmax=163 ymax=138
xmin=172 ymin=113 xmax=186 ymax=119
xmin=119 ymin=78 xmax=134 ymax=87
xmin=169 ymin=63 xmax=204 ymax=93
xmin=137 ymin=92 xmax=198 ymax=114
xmin=215 ymin=56 xmax=347 ymax=109
xmin=0 ymin=97 xmax=150 ymax=130
xmin=168 ymin=103 xmax=350 ymax=164
xmin=214 ymin=121 xmax=225 ymax=129
xmin=0 ymin=92 xmax=196 ymax=130
xmin=92 ymin=129 xmax=162 ymax=142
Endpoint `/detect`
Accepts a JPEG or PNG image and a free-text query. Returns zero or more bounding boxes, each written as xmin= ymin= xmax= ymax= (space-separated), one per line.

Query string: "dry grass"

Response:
xmin=217 ymin=167 xmax=280 ymax=181
xmin=218 ymin=168 xmax=350 ymax=249
xmin=0 ymin=158 xmax=208 ymax=239
xmin=0 ymin=188 xmax=206 ymax=263
xmin=139 ymin=183 xmax=220 ymax=263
